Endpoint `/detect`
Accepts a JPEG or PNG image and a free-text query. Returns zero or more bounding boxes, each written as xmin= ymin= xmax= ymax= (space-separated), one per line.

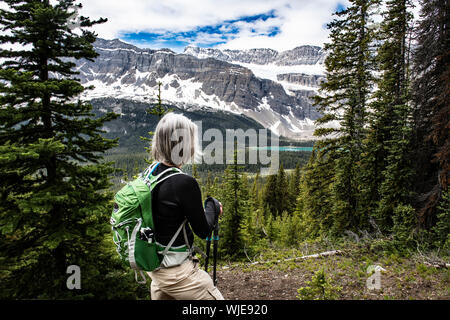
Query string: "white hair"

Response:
xmin=151 ymin=112 xmax=200 ymax=167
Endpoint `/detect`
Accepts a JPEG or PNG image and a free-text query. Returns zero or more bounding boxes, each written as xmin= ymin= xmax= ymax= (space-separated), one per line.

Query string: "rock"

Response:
xmin=277 ymin=73 xmax=326 ymax=88
xmin=183 ymin=45 xmax=326 ymax=66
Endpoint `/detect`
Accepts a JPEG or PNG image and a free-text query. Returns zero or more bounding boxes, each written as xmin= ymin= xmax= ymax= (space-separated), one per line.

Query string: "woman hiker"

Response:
xmin=147 ymin=112 xmax=224 ymax=300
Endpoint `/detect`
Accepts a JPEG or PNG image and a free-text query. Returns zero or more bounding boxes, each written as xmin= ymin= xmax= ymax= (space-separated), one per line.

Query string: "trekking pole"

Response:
xmin=212 ymin=218 xmax=219 ymax=286
xmin=209 ymin=196 xmax=220 ymax=286
xmin=204 ymin=196 xmax=220 ymax=286
xmin=204 ymin=231 xmax=212 ymax=273
xmin=204 ymin=196 xmax=214 ymax=273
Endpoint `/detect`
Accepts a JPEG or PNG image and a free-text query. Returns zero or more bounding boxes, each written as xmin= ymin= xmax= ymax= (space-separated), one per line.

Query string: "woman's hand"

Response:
xmin=218 ymin=202 xmax=223 ymax=216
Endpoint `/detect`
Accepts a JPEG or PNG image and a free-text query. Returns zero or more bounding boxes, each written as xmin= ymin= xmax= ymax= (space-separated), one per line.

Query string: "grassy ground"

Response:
xmin=212 ymin=240 xmax=450 ymax=300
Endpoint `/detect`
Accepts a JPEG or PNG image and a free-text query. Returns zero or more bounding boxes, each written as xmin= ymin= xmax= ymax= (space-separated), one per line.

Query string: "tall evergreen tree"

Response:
xmin=288 ymin=163 xmax=301 ymax=211
xmin=369 ymin=0 xmax=415 ymax=232
xmin=297 ymin=149 xmax=335 ymax=239
xmin=275 ymin=163 xmax=289 ymax=216
xmin=249 ymin=172 xmax=263 ymax=241
xmin=312 ymin=0 xmax=378 ymax=233
xmin=141 ymin=81 xmax=172 ymax=164
xmin=239 ymin=173 xmax=253 ymax=244
xmin=192 ymin=163 xmax=200 ymax=180
xmin=411 ymin=0 xmax=450 ymax=231
xmin=250 ymin=172 xmax=261 ymax=208
xmin=262 ymin=173 xmax=278 ymax=216
xmin=220 ymin=147 xmax=246 ymax=258
xmin=262 ymin=164 xmax=291 ymax=217
xmin=0 ymin=0 xmax=133 ymax=298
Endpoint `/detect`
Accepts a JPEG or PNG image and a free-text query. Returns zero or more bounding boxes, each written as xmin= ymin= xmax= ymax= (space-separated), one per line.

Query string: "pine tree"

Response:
xmin=288 ymin=163 xmax=301 ymax=211
xmin=250 ymin=172 xmax=261 ymax=208
xmin=205 ymin=172 xmax=221 ymax=201
xmin=141 ymin=81 xmax=172 ymax=164
xmin=411 ymin=0 xmax=450 ymax=231
xmin=262 ymin=173 xmax=278 ymax=216
xmin=265 ymin=212 xmax=278 ymax=244
xmin=0 ymin=0 xmax=135 ymax=298
xmin=192 ymin=163 xmax=200 ymax=180
xmin=432 ymin=189 xmax=450 ymax=250
xmin=239 ymin=173 xmax=253 ymax=244
xmin=297 ymin=149 xmax=335 ymax=239
xmin=262 ymin=164 xmax=290 ymax=217
xmin=275 ymin=163 xmax=289 ymax=216
xmin=370 ymin=0 xmax=415 ymax=232
xmin=312 ymin=0 xmax=379 ymax=233
xmin=202 ymin=170 xmax=213 ymax=198
xmin=248 ymin=172 xmax=261 ymax=242
xmin=220 ymin=147 xmax=246 ymax=258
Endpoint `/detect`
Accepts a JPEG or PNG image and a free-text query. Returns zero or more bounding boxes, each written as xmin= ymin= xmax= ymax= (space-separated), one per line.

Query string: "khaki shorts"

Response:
xmin=148 ymin=259 xmax=224 ymax=300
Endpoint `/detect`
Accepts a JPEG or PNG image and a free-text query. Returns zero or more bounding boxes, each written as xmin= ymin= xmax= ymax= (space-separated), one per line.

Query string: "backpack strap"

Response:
xmin=161 ymin=218 xmax=188 ymax=257
xmin=152 ymin=168 xmax=183 ymax=188
xmin=143 ymin=163 xmax=192 ymax=262
xmin=141 ymin=161 xmax=159 ymax=178
xmin=142 ymin=162 xmax=184 ymax=190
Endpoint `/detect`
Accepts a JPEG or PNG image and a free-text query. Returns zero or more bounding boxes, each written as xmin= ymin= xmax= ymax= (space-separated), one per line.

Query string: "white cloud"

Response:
xmin=78 ymin=0 xmax=278 ymax=37
xmin=77 ymin=0 xmax=347 ymax=50
xmin=218 ymin=1 xmax=342 ymax=50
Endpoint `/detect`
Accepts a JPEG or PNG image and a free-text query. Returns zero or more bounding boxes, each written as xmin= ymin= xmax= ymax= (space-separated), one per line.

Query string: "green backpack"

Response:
xmin=110 ymin=162 xmax=189 ymax=283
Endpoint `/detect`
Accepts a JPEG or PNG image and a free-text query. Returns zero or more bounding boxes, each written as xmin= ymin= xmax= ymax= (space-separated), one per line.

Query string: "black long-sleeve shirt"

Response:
xmin=151 ymin=163 xmax=215 ymax=247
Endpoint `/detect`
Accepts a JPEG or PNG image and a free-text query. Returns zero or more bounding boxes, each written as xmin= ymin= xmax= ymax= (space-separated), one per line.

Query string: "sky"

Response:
xmin=75 ymin=0 xmax=351 ymax=53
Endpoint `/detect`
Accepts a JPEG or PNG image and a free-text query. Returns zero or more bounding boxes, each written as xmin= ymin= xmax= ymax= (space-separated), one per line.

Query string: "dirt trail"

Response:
xmin=211 ymin=254 xmax=450 ymax=300
xmin=216 ymin=268 xmax=305 ymax=300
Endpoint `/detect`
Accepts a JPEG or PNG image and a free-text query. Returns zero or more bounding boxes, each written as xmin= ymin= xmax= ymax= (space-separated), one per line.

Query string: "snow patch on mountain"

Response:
xmin=236 ymin=62 xmax=325 ymax=81
xmin=81 ymin=72 xmax=243 ymax=115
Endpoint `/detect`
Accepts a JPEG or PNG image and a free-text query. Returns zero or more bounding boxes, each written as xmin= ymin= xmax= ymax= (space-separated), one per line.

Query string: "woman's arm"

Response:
xmin=174 ymin=174 xmax=215 ymax=239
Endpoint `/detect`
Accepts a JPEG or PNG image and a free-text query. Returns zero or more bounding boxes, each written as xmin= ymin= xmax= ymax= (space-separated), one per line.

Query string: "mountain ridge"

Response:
xmin=75 ymin=38 xmax=330 ymax=140
xmin=183 ymin=45 xmax=326 ymax=66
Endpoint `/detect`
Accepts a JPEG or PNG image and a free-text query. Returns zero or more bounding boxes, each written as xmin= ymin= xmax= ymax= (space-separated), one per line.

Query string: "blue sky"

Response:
xmin=78 ymin=0 xmax=350 ymax=52
xmin=335 ymin=3 xmax=347 ymax=12
xmin=121 ymin=10 xmax=282 ymax=52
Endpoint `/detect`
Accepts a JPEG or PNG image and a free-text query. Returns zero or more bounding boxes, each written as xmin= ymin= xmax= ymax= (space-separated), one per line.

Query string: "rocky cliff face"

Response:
xmin=183 ymin=46 xmax=279 ymax=65
xmin=184 ymin=45 xmax=326 ymax=66
xmin=277 ymin=73 xmax=326 ymax=88
xmin=75 ymin=38 xmax=325 ymax=140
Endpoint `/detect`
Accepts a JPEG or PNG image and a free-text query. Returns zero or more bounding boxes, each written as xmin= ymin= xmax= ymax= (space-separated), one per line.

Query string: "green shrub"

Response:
xmin=392 ymin=204 xmax=416 ymax=246
xmin=296 ymin=268 xmax=342 ymax=300
xmin=433 ymin=189 xmax=450 ymax=251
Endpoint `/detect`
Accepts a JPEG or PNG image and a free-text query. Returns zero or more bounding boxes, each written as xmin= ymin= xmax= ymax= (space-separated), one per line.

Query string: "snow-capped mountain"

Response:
xmin=183 ymin=45 xmax=327 ymax=96
xmin=183 ymin=45 xmax=326 ymax=66
xmin=76 ymin=38 xmax=328 ymax=140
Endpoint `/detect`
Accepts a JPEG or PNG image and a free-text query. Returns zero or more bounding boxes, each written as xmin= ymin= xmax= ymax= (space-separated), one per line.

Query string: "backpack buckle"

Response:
xmin=140 ymin=227 xmax=154 ymax=243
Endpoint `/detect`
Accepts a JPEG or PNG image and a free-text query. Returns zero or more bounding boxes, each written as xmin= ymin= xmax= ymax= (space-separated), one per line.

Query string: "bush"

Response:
xmin=433 ymin=189 xmax=450 ymax=251
xmin=392 ymin=204 xmax=417 ymax=246
xmin=296 ymin=268 xmax=342 ymax=300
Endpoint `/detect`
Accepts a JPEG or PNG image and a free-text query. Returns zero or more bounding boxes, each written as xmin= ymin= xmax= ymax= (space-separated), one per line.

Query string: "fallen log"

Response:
xmin=249 ymin=250 xmax=343 ymax=266
xmin=423 ymin=261 xmax=450 ymax=269
xmin=221 ymin=250 xmax=343 ymax=270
